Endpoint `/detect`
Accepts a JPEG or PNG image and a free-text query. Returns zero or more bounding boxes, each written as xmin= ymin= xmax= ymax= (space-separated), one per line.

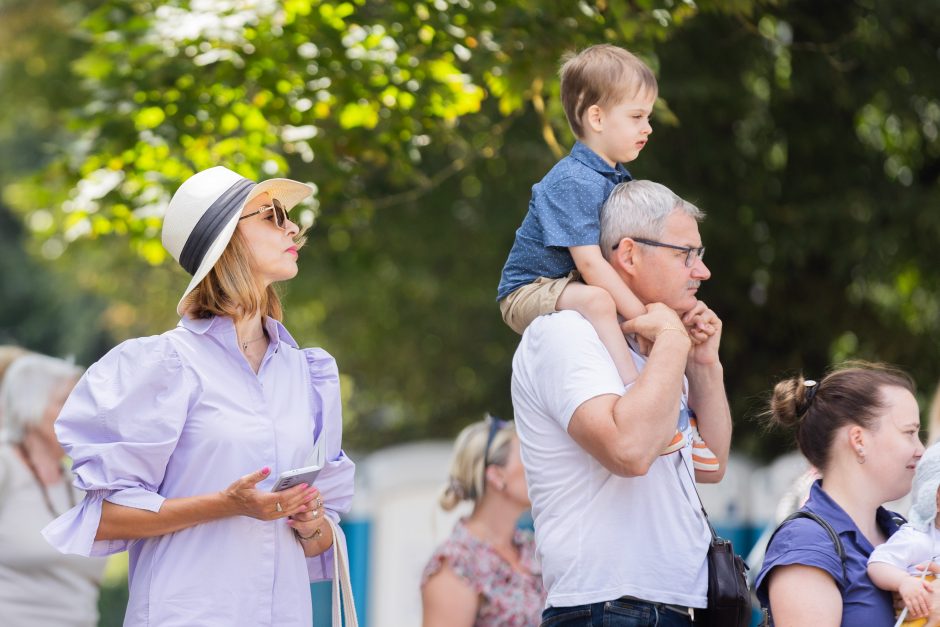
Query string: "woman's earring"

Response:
xmin=856 ymin=447 xmax=866 ymax=464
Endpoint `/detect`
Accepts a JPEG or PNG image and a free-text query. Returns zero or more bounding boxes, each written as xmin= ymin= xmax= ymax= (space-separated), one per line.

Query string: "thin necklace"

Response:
xmin=240 ymin=333 xmax=267 ymax=352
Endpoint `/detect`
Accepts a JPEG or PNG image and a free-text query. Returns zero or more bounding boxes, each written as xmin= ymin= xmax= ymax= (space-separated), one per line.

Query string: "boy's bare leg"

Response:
xmin=556 ymin=282 xmax=638 ymax=385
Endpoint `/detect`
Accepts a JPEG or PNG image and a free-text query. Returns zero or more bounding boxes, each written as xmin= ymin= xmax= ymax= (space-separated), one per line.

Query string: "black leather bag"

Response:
xmin=675 ymin=451 xmax=751 ymax=627
xmin=698 ymin=533 xmax=750 ymax=627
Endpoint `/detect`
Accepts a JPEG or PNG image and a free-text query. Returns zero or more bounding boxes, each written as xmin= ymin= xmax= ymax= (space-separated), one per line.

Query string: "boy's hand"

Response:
xmin=621 ymin=302 xmax=688 ymax=346
xmin=900 ymin=572 xmax=934 ymax=618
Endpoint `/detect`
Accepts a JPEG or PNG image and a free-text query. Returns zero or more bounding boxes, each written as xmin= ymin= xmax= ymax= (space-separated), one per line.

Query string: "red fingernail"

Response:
xmin=262 ymin=467 xmax=270 ymax=474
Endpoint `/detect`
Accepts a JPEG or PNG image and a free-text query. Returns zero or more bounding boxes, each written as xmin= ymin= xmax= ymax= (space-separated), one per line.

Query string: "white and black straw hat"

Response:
xmin=161 ymin=166 xmax=313 ymax=315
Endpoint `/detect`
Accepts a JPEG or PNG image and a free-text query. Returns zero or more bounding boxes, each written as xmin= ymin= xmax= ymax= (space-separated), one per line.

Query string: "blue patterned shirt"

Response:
xmin=497 ymin=141 xmax=632 ymax=301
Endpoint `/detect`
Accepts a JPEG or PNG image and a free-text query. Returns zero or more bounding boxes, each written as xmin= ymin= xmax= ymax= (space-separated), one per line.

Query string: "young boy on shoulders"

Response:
xmin=496 ymin=44 xmax=716 ymax=468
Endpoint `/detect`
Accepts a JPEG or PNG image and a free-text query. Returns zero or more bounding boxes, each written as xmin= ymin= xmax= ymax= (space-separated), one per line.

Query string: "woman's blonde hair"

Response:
xmin=183 ymin=222 xmax=307 ymax=321
xmin=440 ymin=416 xmax=515 ymax=511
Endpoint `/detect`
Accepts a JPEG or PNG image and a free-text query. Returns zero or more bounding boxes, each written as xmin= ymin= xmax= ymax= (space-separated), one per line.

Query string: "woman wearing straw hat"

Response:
xmin=42 ymin=166 xmax=356 ymax=626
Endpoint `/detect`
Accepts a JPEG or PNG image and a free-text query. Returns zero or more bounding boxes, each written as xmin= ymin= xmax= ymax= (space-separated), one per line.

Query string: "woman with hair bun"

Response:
xmin=756 ymin=362 xmax=926 ymax=626
xmin=421 ymin=415 xmax=545 ymax=626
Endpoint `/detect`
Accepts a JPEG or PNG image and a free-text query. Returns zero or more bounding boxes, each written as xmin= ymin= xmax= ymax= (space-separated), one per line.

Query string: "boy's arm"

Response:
xmin=570 ymin=244 xmax=646 ymax=320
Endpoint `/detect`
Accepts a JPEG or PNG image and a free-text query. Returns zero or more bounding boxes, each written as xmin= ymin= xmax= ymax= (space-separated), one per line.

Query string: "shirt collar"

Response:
xmin=807 ymin=479 xmax=902 ymax=545
xmin=178 ymin=315 xmax=299 ymax=349
xmin=569 ymin=141 xmax=632 ymax=182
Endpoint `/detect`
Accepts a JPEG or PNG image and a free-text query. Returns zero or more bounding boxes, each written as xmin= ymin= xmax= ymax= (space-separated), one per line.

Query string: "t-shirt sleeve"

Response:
xmin=869 ymin=524 xmax=933 ymax=572
xmin=537 ymin=176 xmax=604 ymax=249
xmin=518 ymin=313 xmax=625 ymax=431
xmin=756 ymin=517 xmax=847 ymax=605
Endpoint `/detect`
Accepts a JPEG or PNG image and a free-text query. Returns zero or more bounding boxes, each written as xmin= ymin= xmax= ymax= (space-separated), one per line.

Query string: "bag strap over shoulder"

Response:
xmin=768 ymin=510 xmax=848 ymax=586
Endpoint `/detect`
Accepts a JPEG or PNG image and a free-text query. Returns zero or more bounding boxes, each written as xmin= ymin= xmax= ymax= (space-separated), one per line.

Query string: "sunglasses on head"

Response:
xmin=482 ymin=415 xmax=508 ymax=490
xmin=239 ymin=198 xmax=288 ymax=229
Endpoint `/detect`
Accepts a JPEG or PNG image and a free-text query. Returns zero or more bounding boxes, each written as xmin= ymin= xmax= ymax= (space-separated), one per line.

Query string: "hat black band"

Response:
xmin=179 ymin=177 xmax=255 ymax=275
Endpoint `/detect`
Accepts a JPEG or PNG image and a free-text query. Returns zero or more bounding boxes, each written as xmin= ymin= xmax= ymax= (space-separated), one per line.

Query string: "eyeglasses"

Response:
xmin=482 ymin=415 xmax=508 ymax=489
xmin=239 ymin=198 xmax=288 ymax=230
xmin=613 ymin=237 xmax=705 ymax=268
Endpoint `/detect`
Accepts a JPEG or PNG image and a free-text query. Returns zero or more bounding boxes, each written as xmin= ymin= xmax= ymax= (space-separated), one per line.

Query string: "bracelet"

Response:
xmin=296 ymin=527 xmax=323 ymax=542
xmin=655 ymin=325 xmax=690 ymax=341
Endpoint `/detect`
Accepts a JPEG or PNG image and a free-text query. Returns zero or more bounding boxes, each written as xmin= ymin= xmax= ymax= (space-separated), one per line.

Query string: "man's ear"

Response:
xmin=585 ymin=104 xmax=604 ymax=134
xmin=612 ymin=238 xmax=639 ymax=276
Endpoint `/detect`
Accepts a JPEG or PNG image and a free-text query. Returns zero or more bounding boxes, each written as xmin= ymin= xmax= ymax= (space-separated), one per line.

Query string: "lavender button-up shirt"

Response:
xmin=42 ymin=315 xmax=355 ymax=626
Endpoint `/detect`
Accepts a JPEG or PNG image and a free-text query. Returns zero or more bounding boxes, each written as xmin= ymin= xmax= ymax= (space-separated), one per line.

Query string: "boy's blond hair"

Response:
xmin=560 ymin=44 xmax=658 ymax=138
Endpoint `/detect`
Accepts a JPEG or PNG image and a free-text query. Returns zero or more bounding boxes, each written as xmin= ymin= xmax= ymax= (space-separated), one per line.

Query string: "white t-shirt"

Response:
xmin=511 ymin=310 xmax=711 ymax=609
xmin=869 ymin=523 xmax=940 ymax=573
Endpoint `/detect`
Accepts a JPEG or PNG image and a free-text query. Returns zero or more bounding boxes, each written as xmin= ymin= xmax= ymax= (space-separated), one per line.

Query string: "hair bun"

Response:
xmin=769 ymin=376 xmax=813 ymax=430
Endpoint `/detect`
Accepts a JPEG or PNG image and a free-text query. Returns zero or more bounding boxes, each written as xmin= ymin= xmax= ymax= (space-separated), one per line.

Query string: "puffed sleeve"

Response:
xmin=303 ymin=347 xmax=356 ymax=582
xmin=42 ymin=335 xmax=193 ymax=557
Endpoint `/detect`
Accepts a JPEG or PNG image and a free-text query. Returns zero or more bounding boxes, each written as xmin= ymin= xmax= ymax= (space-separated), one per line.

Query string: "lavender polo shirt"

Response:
xmin=42 ymin=315 xmax=355 ymax=626
xmin=756 ymin=480 xmax=902 ymax=626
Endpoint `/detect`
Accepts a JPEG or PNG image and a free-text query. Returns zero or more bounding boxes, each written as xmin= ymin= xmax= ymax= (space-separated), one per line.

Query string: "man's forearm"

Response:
xmin=609 ymin=332 xmax=691 ymax=473
xmin=687 ymin=362 xmax=732 ymax=481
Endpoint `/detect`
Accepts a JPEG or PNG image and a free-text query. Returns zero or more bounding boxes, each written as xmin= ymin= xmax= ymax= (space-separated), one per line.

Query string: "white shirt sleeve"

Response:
xmin=869 ymin=524 xmax=936 ymax=573
xmin=515 ymin=311 xmax=625 ymax=431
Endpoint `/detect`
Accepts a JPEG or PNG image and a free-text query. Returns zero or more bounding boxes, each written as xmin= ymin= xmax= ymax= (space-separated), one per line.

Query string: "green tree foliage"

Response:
xmin=3 ymin=0 xmax=939 ymax=455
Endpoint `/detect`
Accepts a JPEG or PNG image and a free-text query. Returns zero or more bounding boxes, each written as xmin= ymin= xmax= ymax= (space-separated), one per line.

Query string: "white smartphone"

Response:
xmin=271 ymin=465 xmax=323 ymax=492
xmin=271 ymin=436 xmax=325 ymax=492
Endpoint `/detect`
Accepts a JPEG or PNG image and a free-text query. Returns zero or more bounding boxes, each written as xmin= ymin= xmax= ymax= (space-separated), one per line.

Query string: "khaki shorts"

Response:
xmin=499 ymin=271 xmax=581 ymax=335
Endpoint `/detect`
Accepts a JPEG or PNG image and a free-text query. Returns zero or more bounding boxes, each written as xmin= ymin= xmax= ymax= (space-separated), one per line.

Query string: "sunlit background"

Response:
xmin=2 ymin=0 xmax=939 ymax=624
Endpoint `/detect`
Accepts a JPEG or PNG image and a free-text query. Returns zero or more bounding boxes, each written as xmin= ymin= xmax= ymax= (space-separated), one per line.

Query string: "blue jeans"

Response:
xmin=540 ymin=598 xmax=696 ymax=627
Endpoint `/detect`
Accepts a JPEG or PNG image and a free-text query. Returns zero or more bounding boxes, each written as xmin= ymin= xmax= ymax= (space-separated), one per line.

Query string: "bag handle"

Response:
xmin=767 ymin=510 xmax=847 ymax=586
xmin=325 ymin=516 xmax=359 ymax=627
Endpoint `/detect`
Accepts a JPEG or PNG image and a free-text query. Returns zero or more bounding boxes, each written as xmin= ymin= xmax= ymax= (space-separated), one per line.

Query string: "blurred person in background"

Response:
xmin=41 ymin=166 xmax=356 ymax=626
xmin=0 ymin=352 xmax=106 ymax=626
xmin=422 ymin=416 xmax=545 ymax=627
xmin=0 ymin=345 xmax=28 ymax=379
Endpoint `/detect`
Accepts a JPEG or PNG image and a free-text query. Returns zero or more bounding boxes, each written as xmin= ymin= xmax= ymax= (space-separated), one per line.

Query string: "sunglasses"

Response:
xmin=482 ymin=415 xmax=508 ymax=490
xmin=239 ymin=198 xmax=288 ymax=230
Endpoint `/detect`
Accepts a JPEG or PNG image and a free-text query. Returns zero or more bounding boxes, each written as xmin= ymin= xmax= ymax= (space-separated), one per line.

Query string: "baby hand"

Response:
xmin=899 ymin=573 xmax=933 ymax=618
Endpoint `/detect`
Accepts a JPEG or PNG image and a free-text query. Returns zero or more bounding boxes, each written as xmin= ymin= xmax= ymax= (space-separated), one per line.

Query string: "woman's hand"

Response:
xmin=222 ymin=467 xmax=318 ymax=520
xmin=288 ymin=491 xmax=334 ymax=556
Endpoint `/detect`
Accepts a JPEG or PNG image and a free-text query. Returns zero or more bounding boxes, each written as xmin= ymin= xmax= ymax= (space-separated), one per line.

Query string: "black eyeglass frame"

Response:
xmin=612 ymin=237 xmax=705 ymax=268
xmin=481 ymin=415 xmax=508 ymax=491
xmin=238 ymin=197 xmax=287 ymax=229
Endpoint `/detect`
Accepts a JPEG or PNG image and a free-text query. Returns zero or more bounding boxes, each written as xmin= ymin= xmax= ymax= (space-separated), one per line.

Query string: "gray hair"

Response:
xmin=0 ymin=354 xmax=82 ymax=444
xmin=599 ymin=180 xmax=705 ymax=260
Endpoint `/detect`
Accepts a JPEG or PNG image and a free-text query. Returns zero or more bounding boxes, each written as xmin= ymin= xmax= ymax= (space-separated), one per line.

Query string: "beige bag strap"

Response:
xmin=326 ymin=516 xmax=358 ymax=627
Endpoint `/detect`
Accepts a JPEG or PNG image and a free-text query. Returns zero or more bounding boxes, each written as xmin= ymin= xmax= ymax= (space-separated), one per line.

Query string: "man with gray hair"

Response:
xmin=511 ymin=180 xmax=732 ymax=626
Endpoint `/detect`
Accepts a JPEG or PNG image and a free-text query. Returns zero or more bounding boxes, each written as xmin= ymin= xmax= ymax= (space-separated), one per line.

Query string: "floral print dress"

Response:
xmin=422 ymin=518 xmax=546 ymax=626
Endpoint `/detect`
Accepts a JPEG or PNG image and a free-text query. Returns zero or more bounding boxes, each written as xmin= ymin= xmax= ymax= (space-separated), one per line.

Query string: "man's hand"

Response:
xmin=680 ymin=300 xmax=715 ymax=344
xmin=683 ymin=303 xmax=722 ymax=366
